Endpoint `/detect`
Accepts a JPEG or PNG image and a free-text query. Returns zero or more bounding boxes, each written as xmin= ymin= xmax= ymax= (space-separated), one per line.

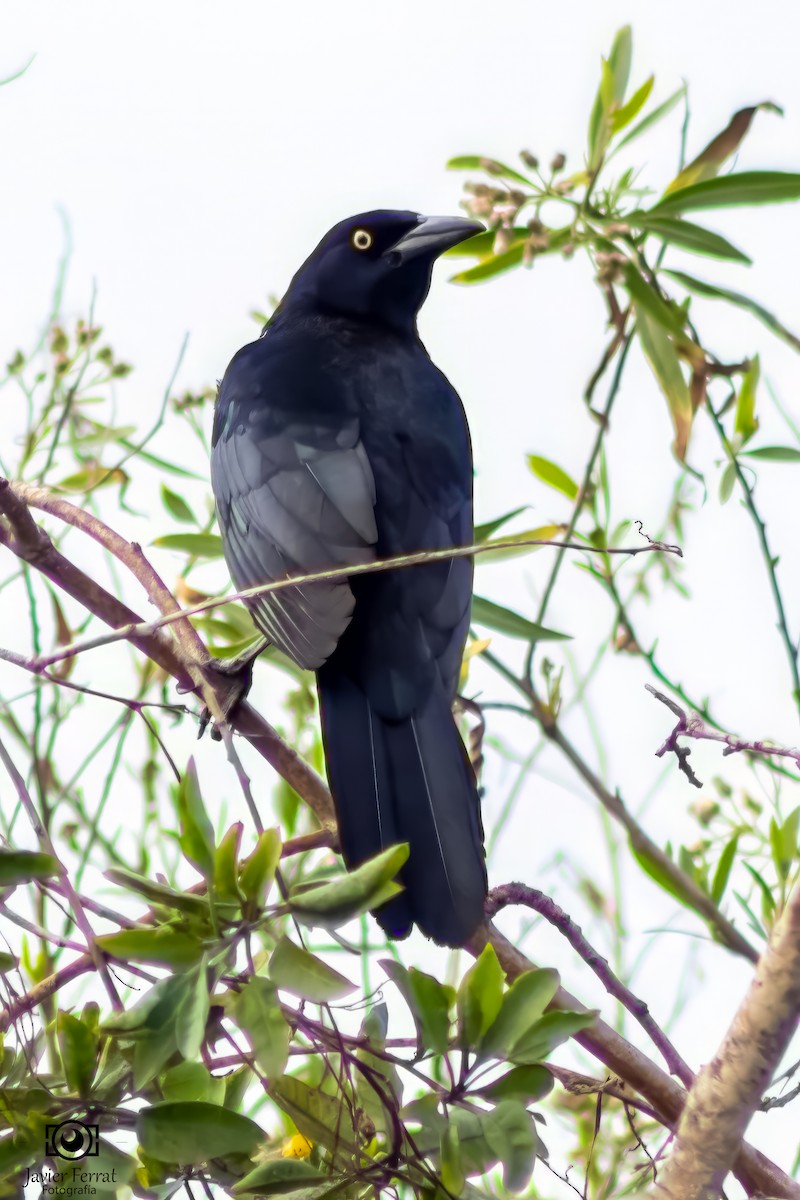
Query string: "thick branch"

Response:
xmin=657 ymin=884 xmax=800 ymax=1198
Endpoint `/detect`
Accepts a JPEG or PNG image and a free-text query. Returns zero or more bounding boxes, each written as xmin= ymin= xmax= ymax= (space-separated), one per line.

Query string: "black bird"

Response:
xmin=210 ymin=211 xmax=487 ymax=946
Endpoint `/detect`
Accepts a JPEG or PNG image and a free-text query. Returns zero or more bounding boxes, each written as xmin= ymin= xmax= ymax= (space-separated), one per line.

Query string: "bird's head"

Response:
xmin=278 ymin=210 xmax=482 ymax=332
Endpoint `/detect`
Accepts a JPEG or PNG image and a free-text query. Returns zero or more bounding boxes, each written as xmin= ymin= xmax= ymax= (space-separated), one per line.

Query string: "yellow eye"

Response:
xmin=351 ymin=228 xmax=373 ymax=251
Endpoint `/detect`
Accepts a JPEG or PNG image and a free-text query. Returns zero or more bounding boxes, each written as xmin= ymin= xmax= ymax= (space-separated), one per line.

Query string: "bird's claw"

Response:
xmin=191 ymin=639 xmax=268 ymax=740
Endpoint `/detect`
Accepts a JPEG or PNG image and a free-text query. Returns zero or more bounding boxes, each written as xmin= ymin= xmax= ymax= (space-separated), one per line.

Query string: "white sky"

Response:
xmin=1 ymin=1 xmax=800 ymax=1192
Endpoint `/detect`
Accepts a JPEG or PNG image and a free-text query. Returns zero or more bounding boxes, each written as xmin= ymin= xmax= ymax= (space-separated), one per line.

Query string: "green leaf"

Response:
xmin=0 ymin=849 xmax=59 ymax=885
xmin=381 ymin=959 xmax=454 ymax=1055
xmin=457 ymin=944 xmax=505 ymax=1049
xmin=57 ymin=1011 xmax=97 ymax=1098
xmin=664 ymin=103 xmax=782 ymax=194
xmin=96 ymin=928 xmax=204 ymax=968
xmin=587 ymin=26 xmax=632 ymax=169
xmin=741 ymin=445 xmax=800 ymax=462
xmin=474 ymin=506 xmax=528 ymax=542
xmin=160 ymin=483 xmax=197 ymax=525
xmin=650 ymin=171 xmax=800 ymax=216
xmin=161 ymin=1061 xmax=225 ymax=1104
xmin=175 ymin=758 xmax=216 ymax=881
xmin=744 ymin=862 xmax=777 ymax=920
xmin=446 ymin=155 xmax=533 ymax=187
xmin=214 ymin=822 xmax=244 ymax=903
xmin=472 ymin=595 xmax=570 ymax=643
xmin=527 ymin=454 xmax=579 ymax=500
xmin=631 ymin=841 xmax=705 ymax=912
xmin=137 ymin=1101 xmax=264 ymax=1164
xmin=719 ymin=462 xmax=736 ymax=505
xmin=611 ymin=75 xmax=654 ymax=134
xmin=734 ymin=356 xmax=760 ymax=447
xmin=52 ymin=1138 xmax=137 ymax=1194
xmin=711 ymin=835 xmax=740 ymax=905
xmin=104 ymin=867 xmax=211 ymax=916
xmin=175 ymin=962 xmax=210 ymax=1059
xmin=269 ymin=1074 xmax=358 ymax=1160
xmin=478 ymin=1064 xmax=554 ymax=1103
xmin=153 ymin=532 xmax=225 ymax=557
xmin=626 ymin=212 xmax=750 ymax=263
xmin=663 ymin=269 xmax=800 ymax=353
xmin=240 ymin=827 xmax=282 ymax=915
xmin=440 ymin=1123 xmax=465 ymax=1197
xmin=479 ymin=968 xmax=559 ymax=1062
xmin=634 ymin=308 xmax=693 ymax=460
xmin=509 ymin=1009 xmax=596 ymax=1063
xmin=450 ymin=241 xmax=526 ymax=284
xmin=478 ymin=524 xmax=567 ymax=565
xmin=233 ymin=1160 xmax=331 ymax=1196
xmin=232 ymin=976 xmax=291 ymax=1078
xmin=289 ymin=842 xmax=409 ymax=925
xmin=269 ymin=936 xmax=356 ymax=1003
xmin=616 ymin=85 xmax=686 ymax=151
xmin=624 ymin=263 xmax=695 ymax=343
xmin=482 ymin=1100 xmax=539 ymax=1192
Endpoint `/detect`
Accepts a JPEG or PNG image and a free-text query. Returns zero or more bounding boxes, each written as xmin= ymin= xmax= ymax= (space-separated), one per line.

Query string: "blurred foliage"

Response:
xmin=1 ymin=24 xmax=800 ymax=1199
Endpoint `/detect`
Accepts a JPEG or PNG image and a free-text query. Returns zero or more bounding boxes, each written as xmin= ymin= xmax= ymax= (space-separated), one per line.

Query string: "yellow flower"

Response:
xmin=282 ymin=1134 xmax=313 ymax=1159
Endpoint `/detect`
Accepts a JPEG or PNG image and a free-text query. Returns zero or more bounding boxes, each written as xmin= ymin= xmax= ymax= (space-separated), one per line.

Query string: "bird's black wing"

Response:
xmin=211 ymin=337 xmax=378 ymax=670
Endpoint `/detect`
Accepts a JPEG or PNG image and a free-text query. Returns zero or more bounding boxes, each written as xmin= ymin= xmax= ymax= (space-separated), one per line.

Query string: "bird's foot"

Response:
xmin=180 ymin=638 xmax=269 ymax=740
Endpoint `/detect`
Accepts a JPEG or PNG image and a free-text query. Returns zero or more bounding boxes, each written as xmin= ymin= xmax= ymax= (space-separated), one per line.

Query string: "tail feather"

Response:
xmin=318 ymin=668 xmax=486 ymax=946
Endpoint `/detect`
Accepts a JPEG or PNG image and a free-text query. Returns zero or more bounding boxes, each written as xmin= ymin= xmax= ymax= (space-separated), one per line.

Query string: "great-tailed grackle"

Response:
xmin=210 ymin=211 xmax=487 ymax=946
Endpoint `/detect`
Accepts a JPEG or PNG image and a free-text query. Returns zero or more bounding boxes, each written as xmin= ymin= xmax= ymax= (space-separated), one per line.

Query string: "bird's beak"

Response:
xmin=388 ymin=215 xmax=483 ymax=263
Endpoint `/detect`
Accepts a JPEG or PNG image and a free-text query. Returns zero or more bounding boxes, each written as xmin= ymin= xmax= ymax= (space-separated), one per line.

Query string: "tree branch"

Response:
xmin=656 ymin=883 xmax=800 ymax=1198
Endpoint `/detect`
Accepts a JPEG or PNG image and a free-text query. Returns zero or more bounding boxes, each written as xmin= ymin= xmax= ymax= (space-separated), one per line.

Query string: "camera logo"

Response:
xmin=44 ymin=1121 xmax=100 ymax=1160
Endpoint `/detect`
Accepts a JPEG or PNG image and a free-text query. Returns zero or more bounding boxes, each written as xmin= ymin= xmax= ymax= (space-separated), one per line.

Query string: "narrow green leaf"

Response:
xmin=472 ymin=595 xmax=570 ymax=643
xmin=450 ymin=242 xmax=526 ymax=284
xmin=527 ymin=454 xmax=579 ymax=500
xmin=650 ymin=171 xmax=800 ymax=216
xmin=214 ymin=822 xmax=244 ymax=903
xmin=446 ymin=155 xmax=533 ymax=187
xmin=474 ymin=506 xmax=528 ymax=542
xmin=634 ymin=308 xmax=693 ymax=460
xmin=0 ymin=849 xmax=59 ymax=885
xmin=626 ymin=212 xmax=751 ymax=263
xmin=664 ymin=103 xmax=782 ymax=194
xmin=663 ymin=269 xmax=800 ymax=352
xmin=630 ymin=842 xmax=705 ymax=912
xmin=734 ymin=356 xmax=760 ymax=447
xmin=624 ymin=263 xmax=694 ymax=342
xmin=104 ymin=867 xmax=210 ymax=916
xmin=741 ymin=445 xmax=800 ymax=462
xmin=744 ymin=862 xmax=777 ymax=921
xmin=611 ymin=75 xmax=654 ymax=134
xmin=479 ymin=968 xmax=560 ymax=1062
xmin=719 ymin=462 xmax=736 ymax=505
xmin=711 ymin=834 xmax=739 ymax=904
xmin=153 ymin=532 xmax=225 ymax=557
xmin=269 ymin=936 xmax=356 ymax=1003
xmin=137 ymin=1101 xmax=264 ymax=1164
xmin=232 ymin=976 xmax=291 ymax=1078
xmin=616 ymin=85 xmax=686 ymax=150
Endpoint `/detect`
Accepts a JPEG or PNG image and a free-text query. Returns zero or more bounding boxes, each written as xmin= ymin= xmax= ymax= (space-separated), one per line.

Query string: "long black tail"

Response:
xmin=317 ymin=667 xmax=486 ymax=946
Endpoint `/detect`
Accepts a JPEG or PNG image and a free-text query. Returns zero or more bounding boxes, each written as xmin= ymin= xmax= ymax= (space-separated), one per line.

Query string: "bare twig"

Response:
xmin=487 ymin=882 xmax=694 ymax=1086
xmin=647 ymin=684 xmax=800 ymax=788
